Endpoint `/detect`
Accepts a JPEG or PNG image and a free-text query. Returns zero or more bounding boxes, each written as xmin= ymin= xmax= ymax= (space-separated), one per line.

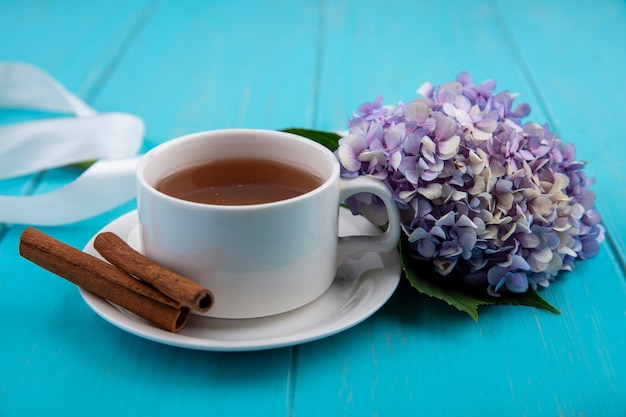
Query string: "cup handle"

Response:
xmin=337 ymin=176 xmax=401 ymax=265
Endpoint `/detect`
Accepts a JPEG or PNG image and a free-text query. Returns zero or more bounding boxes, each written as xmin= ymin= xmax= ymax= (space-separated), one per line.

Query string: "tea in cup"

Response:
xmin=136 ymin=129 xmax=400 ymax=318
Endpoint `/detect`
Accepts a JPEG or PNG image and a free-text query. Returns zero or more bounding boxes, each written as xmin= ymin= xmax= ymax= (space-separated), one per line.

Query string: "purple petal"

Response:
xmin=408 ymin=227 xmax=429 ymax=242
xmin=512 ymin=102 xmax=531 ymax=118
xmin=487 ymin=266 xmax=507 ymax=286
xmin=418 ymin=239 xmax=437 ymax=258
xmin=433 ymin=113 xmax=457 ymax=140
xmin=480 ymin=79 xmax=497 ymax=93
xmin=505 ymin=272 xmax=529 ymax=293
xmin=357 ymin=95 xmax=383 ymax=115
xmin=456 ymin=72 xmax=472 ymax=85
xmin=404 ymin=101 xmax=430 ymax=123
xmin=476 ymin=118 xmax=498 ymax=133
xmin=435 ymin=210 xmax=456 ymax=227
xmin=582 ymin=209 xmax=601 ymax=226
xmin=509 ymin=254 xmax=531 ymax=270
xmin=385 ymin=123 xmax=405 ymax=150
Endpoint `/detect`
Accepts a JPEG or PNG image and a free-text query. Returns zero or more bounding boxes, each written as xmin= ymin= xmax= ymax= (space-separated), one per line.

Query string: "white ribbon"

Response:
xmin=0 ymin=62 xmax=144 ymax=225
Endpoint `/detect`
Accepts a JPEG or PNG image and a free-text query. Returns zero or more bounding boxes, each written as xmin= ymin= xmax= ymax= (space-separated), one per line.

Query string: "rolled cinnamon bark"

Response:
xmin=93 ymin=232 xmax=213 ymax=312
xmin=19 ymin=227 xmax=190 ymax=333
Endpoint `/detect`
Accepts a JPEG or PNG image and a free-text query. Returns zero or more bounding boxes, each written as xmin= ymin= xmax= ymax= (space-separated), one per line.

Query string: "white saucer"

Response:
xmin=80 ymin=208 xmax=401 ymax=351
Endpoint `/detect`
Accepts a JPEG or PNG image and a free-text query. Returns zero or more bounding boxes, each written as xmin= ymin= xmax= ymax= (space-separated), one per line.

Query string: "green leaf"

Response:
xmin=280 ymin=128 xmax=342 ymax=151
xmin=70 ymin=160 xmax=96 ymax=170
xmin=400 ymin=239 xmax=560 ymax=321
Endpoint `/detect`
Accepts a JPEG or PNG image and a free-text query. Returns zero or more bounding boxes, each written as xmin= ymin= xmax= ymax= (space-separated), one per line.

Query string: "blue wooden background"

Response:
xmin=1 ymin=1 xmax=625 ymax=416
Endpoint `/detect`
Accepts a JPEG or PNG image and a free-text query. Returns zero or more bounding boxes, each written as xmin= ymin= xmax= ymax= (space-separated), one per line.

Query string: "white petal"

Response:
xmin=389 ymin=151 xmax=403 ymax=170
xmin=453 ymin=107 xmax=473 ymax=125
xmin=532 ymin=246 xmax=554 ymax=263
xmin=418 ymin=183 xmax=443 ymax=200
xmin=398 ymin=189 xmax=416 ymax=202
xmin=417 ymin=82 xmax=433 ymax=97
xmin=337 ymin=144 xmax=360 ymax=172
xmin=456 ymin=214 xmax=477 ymax=228
xmin=471 ymin=127 xmax=493 ymax=141
xmin=437 ymin=135 xmax=460 ymax=159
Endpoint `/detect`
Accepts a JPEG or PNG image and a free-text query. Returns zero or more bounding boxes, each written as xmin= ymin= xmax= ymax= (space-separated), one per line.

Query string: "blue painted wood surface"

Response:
xmin=1 ymin=1 xmax=625 ymax=416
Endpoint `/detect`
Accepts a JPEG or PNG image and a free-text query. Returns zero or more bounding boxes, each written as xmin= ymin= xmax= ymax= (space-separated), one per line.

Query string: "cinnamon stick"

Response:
xmin=93 ymin=232 xmax=213 ymax=313
xmin=19 ymin=227 xmax=190 ymax=333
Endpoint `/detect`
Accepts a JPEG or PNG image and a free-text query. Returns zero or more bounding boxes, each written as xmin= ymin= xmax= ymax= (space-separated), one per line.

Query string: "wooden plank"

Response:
xmin=90 ymin=0 xmax=322 ymax=147
xmin=0 ymin=1 xmax=319 ymax=416
xmin=1 ymin=167 xmax=293 ymax=417
xmin=312 ymin=0 xmax=550 ymax=131
xmin=494 ymin=0 xmax=626 ymax=267
xmin=0 ymin=0 xmax=157 ymax=97
xmin=0 ymin=0 xmax=156 ymax=206
xmin=295 ymin=0 xmax=626 ymax=415
xmin=295 ymin=248 xmax=626 ymax=416
xmin=1 ymin=0 xmax=624 ymax=416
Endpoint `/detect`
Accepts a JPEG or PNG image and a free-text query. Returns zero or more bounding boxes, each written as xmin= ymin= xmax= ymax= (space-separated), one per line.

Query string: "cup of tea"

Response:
xmin=136 ymin=129 xmax=400 ymax=318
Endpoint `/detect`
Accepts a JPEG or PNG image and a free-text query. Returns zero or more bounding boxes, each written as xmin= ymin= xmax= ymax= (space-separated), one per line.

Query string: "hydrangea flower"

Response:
xmin=336 ymin=72 xmax=605 ymax=295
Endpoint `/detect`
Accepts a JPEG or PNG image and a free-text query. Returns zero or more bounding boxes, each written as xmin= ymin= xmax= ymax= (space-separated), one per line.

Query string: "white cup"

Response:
xmin=136 ymin=129 xmax=400 ymax=318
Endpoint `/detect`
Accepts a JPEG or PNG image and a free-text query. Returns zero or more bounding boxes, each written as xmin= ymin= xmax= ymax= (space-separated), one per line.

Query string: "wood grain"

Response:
xmin=1 ymin=0 xmax=624 ymax=416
